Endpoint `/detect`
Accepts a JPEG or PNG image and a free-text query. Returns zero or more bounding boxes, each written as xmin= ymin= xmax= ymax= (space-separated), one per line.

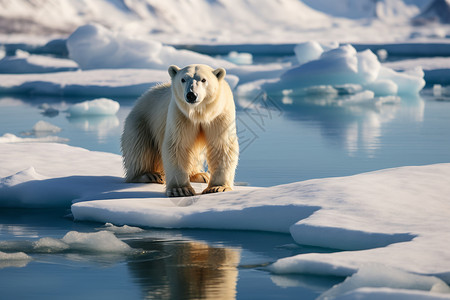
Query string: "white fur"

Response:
xmin=121 ymin=64 xmax=238 ymax=197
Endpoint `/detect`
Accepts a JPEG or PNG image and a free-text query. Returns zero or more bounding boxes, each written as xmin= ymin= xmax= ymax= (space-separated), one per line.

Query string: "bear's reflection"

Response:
xmin=127 ymin=239 xmax=240 ymax=300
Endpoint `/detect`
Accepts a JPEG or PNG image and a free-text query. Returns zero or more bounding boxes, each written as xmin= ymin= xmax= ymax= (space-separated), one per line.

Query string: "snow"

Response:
xmin=66 ymin=98 xmax=120 ymax=116
xmin=1 ymin=142 xmax=450 ymax=298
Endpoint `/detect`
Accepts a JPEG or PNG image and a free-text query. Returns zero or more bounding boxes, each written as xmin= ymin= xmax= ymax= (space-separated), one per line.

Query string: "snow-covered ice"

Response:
xmin=0 ymin=67 xmax=239 ymax=97
xmin=0 ymin=142 xmax=450 ymax=299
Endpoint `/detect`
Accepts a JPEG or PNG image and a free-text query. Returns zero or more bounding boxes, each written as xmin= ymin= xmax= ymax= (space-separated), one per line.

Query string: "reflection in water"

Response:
xmin=67 ymin=115 xmax=120 ymax=141
xmin=127 ymin=239 xmax=240 ymax=300
xmin=238 ymin=91 xmax=424 ymax=157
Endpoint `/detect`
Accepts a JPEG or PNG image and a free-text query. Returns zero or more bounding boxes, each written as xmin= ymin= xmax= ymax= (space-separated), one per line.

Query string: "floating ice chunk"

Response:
xmin=61 ymin=231 xmax=132 ymax=253
xmin=364 ymin=79 xmax=398 ymax=96
xmin=294 ymin=41 xmax=324 ymax=65
xmin=0 ymin=251 xmax=31 ymax=269
xmin=67 ymin=98 xmax=120 ymax=116
xmin=224 ymin=51 xmax=253 ymax=65
xmin=0 ymin=133 xmax=68 ymax=144
xmin=266 ymin=45 xmax=380 ymax=93
xmin=318 ymin=265 xmax=450 ymax=300
xmin=32 ymin=121 xmax=61 ymax=133
xmin=261 ymin=44 xmax=425 ymax=97
xmin=33 ymin=237 xmax=70 ymax=253
xmin=0 ymin=251 xmax=31 ymax=261
xmin=99 ymin=223 xmax=144 ymax=234
xmin=378 ymin=66 xmax=425 ymax=95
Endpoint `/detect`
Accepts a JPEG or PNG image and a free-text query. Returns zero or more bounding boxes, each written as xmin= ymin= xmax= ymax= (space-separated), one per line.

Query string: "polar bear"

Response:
xmin=121 ymin=64 xmax=239 ymax=197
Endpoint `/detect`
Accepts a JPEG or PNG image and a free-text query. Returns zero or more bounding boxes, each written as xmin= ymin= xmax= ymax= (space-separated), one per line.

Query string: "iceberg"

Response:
xmin=67 ymin=24 xmax=234 ymax=70
xmin=255 ymin=44 xmax=425 ymax=99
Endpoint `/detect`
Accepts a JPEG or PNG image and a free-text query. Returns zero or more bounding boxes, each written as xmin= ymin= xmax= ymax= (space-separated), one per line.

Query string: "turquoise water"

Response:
xmin=1 ymin=89 xmax=450 ymax=299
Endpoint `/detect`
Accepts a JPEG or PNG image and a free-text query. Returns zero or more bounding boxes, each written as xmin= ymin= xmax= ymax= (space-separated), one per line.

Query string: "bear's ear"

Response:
xmin=168 ymin=65 xmax=181 ymax=79
xmin=213 ymin=67 xmax=226 ymax=81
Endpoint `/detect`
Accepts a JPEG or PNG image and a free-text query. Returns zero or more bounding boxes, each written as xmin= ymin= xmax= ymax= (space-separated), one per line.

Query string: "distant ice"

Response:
xmin=0 ymin=66 xmax=240 ymax=97
xmin=0 ymin=50 xmax=78 ymax=74
xmin=0 ymin=69 xmax=167 ymax=97
xmin=294 ymin=41 xmax=325 ymax=65
xmin=223 ymin=51 xmax=253 ymax=65
xmin=238 ymin=43 xmax=425 ymax=103
xmin=0 ymin=133 xmax=68 ymax=144
xmin=66 ymin=98 xmax=120 ymax=116
xmin=67 ymin=24 xmax=234 ymax=70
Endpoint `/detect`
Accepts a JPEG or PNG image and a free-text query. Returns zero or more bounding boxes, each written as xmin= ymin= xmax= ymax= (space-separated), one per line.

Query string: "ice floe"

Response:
xmin=0 ymin=143 xmax=449 ymax=292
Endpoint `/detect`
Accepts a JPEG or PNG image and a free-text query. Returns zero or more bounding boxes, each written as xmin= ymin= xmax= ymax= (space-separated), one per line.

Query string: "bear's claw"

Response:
xmin=202 ymin=186 xmax=232 ymax=194
xmin=166 ymin=186 xmax=196 ymax=197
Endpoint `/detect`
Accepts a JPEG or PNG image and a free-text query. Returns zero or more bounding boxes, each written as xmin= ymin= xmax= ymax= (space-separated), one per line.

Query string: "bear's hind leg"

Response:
xmin=189 ymin=172 xmax=210 ymax=183
xmin=134 ymin=172 xmax=165 ymax=184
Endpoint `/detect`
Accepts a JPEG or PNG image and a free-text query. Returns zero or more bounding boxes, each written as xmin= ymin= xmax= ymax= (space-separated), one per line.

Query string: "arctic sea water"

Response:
xmin=1 ymin=89 xmax=450 ymax=299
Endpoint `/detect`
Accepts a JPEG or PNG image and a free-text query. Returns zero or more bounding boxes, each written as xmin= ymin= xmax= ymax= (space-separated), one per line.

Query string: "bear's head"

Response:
xmin=168 ymin=64 xmax=226 ymax=122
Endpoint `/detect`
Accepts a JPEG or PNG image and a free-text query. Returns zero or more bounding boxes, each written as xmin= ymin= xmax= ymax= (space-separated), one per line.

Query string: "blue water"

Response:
xmin=1 ymin=89 xmax=450 ymax=299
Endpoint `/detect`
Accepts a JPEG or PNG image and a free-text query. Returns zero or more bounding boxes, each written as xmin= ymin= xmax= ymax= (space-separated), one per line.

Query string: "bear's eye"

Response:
xmin=181 ymin=78 xmax=186 ymax=83
xmin=201 ymin=78 xmax=206 ymax=83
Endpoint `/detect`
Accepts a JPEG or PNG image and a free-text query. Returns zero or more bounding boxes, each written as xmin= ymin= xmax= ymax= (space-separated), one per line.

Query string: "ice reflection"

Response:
xmin=67 ymin=115 xmax=120 ymax=141
xmin=238 ymin=92 xmax=425 ymax=156
xmin=127 ymin=239 xmax=240 ymax=300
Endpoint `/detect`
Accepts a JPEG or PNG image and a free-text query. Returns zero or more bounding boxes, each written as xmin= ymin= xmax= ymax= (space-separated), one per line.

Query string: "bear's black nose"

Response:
xmin=186 ymin=92 xmax=198 ymax=103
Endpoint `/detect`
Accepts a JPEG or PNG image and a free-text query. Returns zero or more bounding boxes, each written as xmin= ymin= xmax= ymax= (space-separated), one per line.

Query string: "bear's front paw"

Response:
xmin=202 ymin=186 xmax=232 ymax=194
xmin=166 ymin=186 xmax=196 ymax=197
